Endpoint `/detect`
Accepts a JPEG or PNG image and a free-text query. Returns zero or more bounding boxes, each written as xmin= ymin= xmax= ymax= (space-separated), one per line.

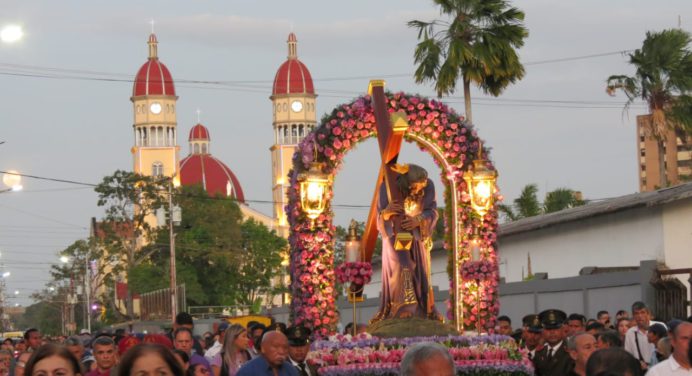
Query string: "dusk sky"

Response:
xmin=0 ymin=0 xmax=689 ymax=306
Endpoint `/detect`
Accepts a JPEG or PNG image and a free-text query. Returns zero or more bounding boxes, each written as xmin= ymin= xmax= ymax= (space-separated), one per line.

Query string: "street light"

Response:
xmin=0 ymin=25 xmax=23 ymax=44
xmin=1 ymin=170 xmax=22 ymax=193
xmin=168 ymin=175 xmax=181 ymax=323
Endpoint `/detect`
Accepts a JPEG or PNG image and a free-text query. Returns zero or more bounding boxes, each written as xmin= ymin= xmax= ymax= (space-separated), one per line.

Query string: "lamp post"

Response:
xmin=84 ymin=245 xmax=92 ymax=333
xmin=0 ymin=25 xmax=23 ymax=44
xmin=168 ymin=175 xmax=181 ymax=323
xmin=1 ymin=171 xmax=22 ymax=193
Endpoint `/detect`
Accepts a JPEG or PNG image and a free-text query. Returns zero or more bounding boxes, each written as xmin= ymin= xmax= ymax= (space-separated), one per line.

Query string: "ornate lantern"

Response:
xmin=298 ymin=161 xmax=332 ymax=227
xmin=463 ymin=159 xmax=497 ymax=219
xmin=344 ymin=219 xmax=361 ymax=263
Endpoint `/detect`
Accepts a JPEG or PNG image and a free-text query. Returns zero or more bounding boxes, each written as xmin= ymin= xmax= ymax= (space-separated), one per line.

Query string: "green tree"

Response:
xmin=499 ymin=184 xmax=585 ymax=221
xmin=233 ymin=218 xmax=287 ymax=312
xmin=607 ymin=29 xmax=692 ymax=187
xmin=409 ymin=0 xmax=528 ymax=123
xmin=148 ymin=185 xmax=286 ymax=312
xmin=149 ymin=184 xmax=244 ymax=306
xmin=544 ymin=188 xmax=584 ymax=214
xmin=498 ymin=184 xmax=540 ymax=221
xmin=94 ymin=170 xmax=167 ymax=319
xmin=49 ymin=239 xmax=110 ymax=330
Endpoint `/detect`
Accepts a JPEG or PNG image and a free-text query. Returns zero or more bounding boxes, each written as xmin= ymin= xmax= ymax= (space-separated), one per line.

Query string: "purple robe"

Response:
xmin=372 ymin=178 xmax=440 ymax=322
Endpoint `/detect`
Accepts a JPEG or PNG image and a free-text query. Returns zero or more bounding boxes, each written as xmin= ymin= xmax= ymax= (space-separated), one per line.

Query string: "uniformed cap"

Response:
xmin=522 ymin=314 xmax=543 ymax=333
xmin=266 ymin=322 xmax=287 ymax=334
xmin=285 ymin=325 xmax=311 ymax=346
xmin=539 ymin=309 xmax=567 ymax=330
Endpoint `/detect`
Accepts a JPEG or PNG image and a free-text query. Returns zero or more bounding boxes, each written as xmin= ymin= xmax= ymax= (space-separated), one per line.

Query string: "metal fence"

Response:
xmin=140 ymin=285 xmax=186 ymax=321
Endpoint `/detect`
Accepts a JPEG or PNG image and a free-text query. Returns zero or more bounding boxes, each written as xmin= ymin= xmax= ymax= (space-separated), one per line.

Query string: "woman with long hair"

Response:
xmin=24 ymin=344 xmax=82 ymax=376
xmin=210 ymin=324 xmax=250 ymax=376
xmin=117 ymin=343 xmax=184 ymax=376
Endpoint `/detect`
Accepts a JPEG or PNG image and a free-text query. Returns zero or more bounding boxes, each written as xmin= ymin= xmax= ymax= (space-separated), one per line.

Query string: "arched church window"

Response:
xmin=152 ymin=162 xmax=164 ymax=177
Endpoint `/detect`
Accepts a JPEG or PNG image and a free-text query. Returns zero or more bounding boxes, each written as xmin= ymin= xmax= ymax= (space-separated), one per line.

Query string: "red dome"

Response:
xmin=132 ymin=34 xmax=176 ymax=97
xmin=189 ymin=124 xmax=210 ymax=141
xmin=179 ymin=154 xmax=245 ymax=202
xmin=272 ymin=33 xmax=314 ymax=96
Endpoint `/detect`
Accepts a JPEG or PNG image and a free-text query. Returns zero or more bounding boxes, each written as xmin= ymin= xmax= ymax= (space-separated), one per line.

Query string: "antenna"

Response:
xmin=149 ymin=19 xmax=155 ymax=34
xmin=196 ymin=108 xmax=201 ymax=123
xmin=678 ymin=15 xmax=682 ymax=29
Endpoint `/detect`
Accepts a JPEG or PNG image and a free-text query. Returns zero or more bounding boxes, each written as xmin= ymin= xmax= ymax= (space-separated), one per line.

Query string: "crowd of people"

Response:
xmin=0 ymin=302 xmax=690 ymax=376
xmin=494 ymin=301 xmax=692 ymax=375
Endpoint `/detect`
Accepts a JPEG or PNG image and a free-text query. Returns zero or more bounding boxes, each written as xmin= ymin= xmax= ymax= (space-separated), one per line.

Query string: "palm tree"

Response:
xmin=498 ymin=184 xmax=540 ymax=221
xmin=543 ymin=188 xmax=584 ymax=214
xmin=499 ymin=184 xmax=585 ymax=221
xmin=607 ymin=29 xmax=692 ymax=187
xmin=409 ymin=0 xmax=528 ymax=123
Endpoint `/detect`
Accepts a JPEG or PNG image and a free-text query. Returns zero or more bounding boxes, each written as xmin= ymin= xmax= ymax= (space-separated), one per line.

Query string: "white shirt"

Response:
xmin=290 ymin=358 xmax=311 ymax=376
xmin=646 ymin=355 xmax=692 ymax=375
xmin=204 ymin=341 xmax=222 ymax=362
xmin=546 ymin=340 xmax=563 ymax=357
xmin=623 ymin=321 xmax=664 ymax=364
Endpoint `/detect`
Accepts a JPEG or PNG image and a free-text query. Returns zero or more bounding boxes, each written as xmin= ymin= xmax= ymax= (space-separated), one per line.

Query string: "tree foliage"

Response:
xmin=148 ymin=185 xmax=287 ymax=312
xmin=607 ymin=29 xmax=692 ymax=187
xmin=93 ymin=170 xmax=168 ymax=319
xmin=409 ymin=0 xmax=528 ymax=122
xmin=498 ymin=184 xmax=585 ymax=221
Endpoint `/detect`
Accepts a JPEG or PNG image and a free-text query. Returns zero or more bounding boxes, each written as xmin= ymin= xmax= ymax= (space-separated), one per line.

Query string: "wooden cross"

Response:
xmin=359 ymin=81 xmax=410 ymax=263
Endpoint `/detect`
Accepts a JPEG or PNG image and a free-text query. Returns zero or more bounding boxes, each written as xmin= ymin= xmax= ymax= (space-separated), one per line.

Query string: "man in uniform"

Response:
xmin=533 ymin=309 xmax=574 ymax=376
xmin=521 ymin=314 xmax=545 ymax=362
xmin=285 ymin=326 xmax=317 ymax=376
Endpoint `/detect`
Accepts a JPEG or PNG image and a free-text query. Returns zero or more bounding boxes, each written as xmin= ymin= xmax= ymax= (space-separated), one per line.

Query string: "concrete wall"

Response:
xmin=497 ymin=206 xmax=665 ymax=283
xmin=497 ymin=261 xmax=657 ymax=326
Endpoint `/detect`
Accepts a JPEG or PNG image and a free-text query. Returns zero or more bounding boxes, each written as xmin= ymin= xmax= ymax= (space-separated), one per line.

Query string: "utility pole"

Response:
xmin=169 ymin=179 xmax=177 ymax=322
xmin=84 ymin=245 xmax=91 ymax=333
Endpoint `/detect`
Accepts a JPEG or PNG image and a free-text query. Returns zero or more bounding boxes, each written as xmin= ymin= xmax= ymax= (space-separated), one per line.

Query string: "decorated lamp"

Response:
xmin=298 ymin=161 xmax=332 ymax=226
xmin=463 ymin=159 xmax=497 ymax=219
xmin=344 ymin=219 xmax=361 ymax=263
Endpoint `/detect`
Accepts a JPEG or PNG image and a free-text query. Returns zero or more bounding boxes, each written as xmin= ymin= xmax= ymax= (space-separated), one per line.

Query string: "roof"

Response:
xmin=272 ymin=33 xmax=314 ymax=96
xmin=499 ymin=182 xmax=692 ymax=237
xmin=189 ymin=124 xmax=210 ymax=141
xmin=179 ymin=154 xmax=245 ymax=202
xmin=132 ymin=34 xmax=176 ymax=97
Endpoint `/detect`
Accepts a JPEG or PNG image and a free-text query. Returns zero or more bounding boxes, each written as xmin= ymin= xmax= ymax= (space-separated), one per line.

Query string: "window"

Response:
xmin=202 ymin=144 xmax=208 ymax=154
xmin=193 ymin=144 xmax=200 ymax=154
xmin=152 ymin=162 xmax=164 ymax=176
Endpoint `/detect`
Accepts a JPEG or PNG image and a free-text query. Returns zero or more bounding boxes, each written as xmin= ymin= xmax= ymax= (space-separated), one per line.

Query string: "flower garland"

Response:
xmin=308 ymin=334 xmax=533 ymax=376
xmin=461 ymin=260 xmax=495 ymax=281
xmin=286 ymin=92 xmax=501 ymax=337
xmin=335 ymin=262 xmax=373 ymax=285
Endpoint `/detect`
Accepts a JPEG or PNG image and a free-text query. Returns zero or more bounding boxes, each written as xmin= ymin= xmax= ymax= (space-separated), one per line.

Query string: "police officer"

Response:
xmin=521 ymin=314 xmax=545 ymax=362
xmin=285 ymin=325 xmax=317 ymax=376
xmin=533 ymin=309 xmax=574 ymax=376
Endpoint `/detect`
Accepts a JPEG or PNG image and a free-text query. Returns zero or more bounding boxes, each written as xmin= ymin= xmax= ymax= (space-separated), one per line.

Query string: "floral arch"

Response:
xmin=286 ymin=92 xmax=500 ymax=338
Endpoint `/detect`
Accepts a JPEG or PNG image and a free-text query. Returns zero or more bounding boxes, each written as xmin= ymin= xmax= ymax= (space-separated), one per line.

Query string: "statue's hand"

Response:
xmin=401 ymin=215 xmax=421 ymax=230
xmin=382 ymin=202 xmax=403 ymax=221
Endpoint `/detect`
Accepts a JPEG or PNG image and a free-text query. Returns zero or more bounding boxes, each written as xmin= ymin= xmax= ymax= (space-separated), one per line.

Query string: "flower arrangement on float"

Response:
xmin=307 ymin=334 xmax=533 ymax=376
xmin=335 ymin=262 xmax=373 ymax=285
xmin=286 ymin=92 xmax=503 ymax=337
